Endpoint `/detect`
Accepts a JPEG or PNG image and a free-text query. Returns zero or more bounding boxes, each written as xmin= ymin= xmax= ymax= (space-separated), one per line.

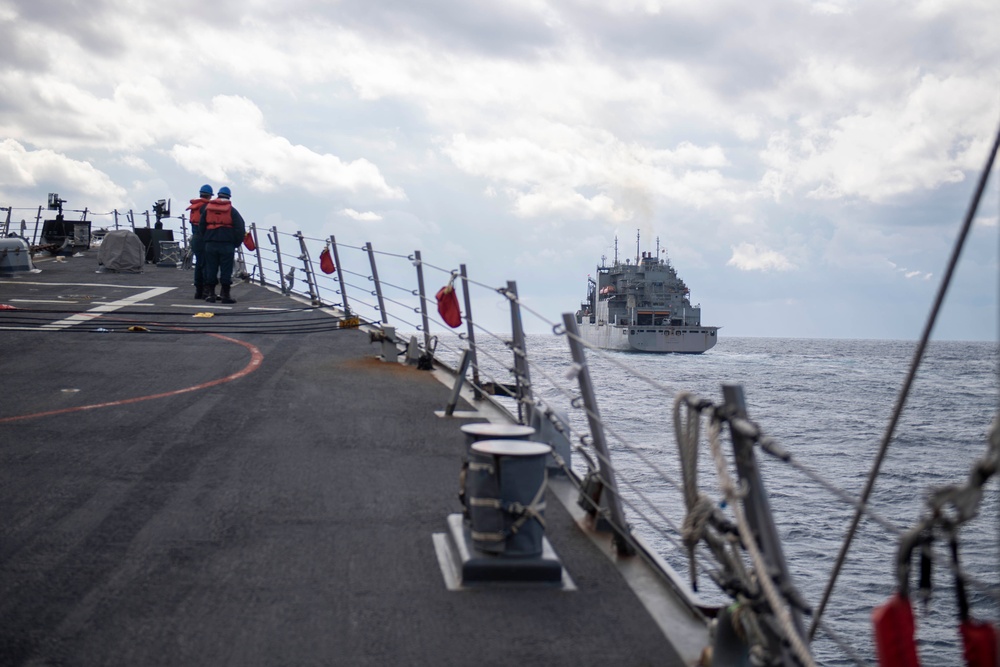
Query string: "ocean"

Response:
xmin=447 ymin=334 xmax=1000 ymax=665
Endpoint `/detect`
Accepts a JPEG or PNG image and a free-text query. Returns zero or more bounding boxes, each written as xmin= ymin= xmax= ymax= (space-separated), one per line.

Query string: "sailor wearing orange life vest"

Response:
xmin=185 ymin=184 xmax=213 ymax=299
xmin=199 ymin=186 xmax=246 ymax=304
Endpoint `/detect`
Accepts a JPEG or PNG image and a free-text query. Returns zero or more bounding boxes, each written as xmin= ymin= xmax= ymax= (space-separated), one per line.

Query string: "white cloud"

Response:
xmin=759 ymin=72 xmax=995 ymax=203
xmin=443 ymin=129 xmax=735 ymax=221
xmin=341 ymin=208 xmax=383 ymax=221
xmin=168 ymin=96 xmax=406 ymax=200
xmin=727 ymin=242 xmax=796 ymax=271
xmin=0 ymin=139 xmax=126 ymax=210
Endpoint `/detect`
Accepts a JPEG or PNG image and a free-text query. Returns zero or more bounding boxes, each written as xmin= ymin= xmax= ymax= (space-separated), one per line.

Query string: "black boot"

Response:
xmin=204 ymin=285 xmax=217 ymax=303
xmin=194 ymin=285 xmax=204 ymax=300
xmin=220 ymin=284 xmax=236 ymax=304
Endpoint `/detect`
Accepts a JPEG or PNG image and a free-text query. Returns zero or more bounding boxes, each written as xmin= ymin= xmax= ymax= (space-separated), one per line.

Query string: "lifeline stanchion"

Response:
xmin=250 ymin=223 xmax=266 ymax=287
xmin=271 ymin=226 xmax=288 ymax=294
xmin=31 ymin=206 xmax=42 ymax=246
xmin=294 ymin=231 xmax=319 ymax=305
xmin=723 ymin=384 xmax=810 ymax=665
xmin=561 ymin=312 xmax=634 ymax=557
xmin=459 ymin=264 xmax=481 ymax=399
xmin=414 ymin=250 xmax=432 ymax=353
xmin=329 ymin=235 xmax=350 ymax=317
xmin=506 ymin=281 xmax=532 ymax=426
xmin=365 ymin=241 xmax=388 ymax=325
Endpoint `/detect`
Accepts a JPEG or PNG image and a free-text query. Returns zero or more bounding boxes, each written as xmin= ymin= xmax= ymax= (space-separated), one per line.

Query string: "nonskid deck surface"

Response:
xmin=0 ymin=252 xmax=687 ymax=666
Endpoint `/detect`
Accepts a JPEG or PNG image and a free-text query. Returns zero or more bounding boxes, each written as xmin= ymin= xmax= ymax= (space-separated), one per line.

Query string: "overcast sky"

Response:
xmin=2 ymin=0 xmax=998 ymax=340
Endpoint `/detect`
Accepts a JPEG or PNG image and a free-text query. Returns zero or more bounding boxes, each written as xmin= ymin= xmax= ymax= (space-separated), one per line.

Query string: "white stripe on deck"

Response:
xmin=41 ymin=287 xmax=174 ymax=330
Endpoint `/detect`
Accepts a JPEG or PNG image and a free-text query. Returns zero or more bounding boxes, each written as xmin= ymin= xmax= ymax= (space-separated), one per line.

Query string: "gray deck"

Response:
xmin=1 ymin=250 xmax=694 ymax=666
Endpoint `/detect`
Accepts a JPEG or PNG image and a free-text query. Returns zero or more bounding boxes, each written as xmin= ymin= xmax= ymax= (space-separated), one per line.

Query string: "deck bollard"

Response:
xmin=459 ymin=424 xmax=536 ymax=517
xmin=467 ymin=439 xmax=551 ymax=557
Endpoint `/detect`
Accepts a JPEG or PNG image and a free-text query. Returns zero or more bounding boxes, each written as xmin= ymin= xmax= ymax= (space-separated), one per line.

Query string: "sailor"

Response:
xmin=185 ymin=184 xmax=213 ymax=299
xmin=200 ymin=186 xmax=246 ymax=304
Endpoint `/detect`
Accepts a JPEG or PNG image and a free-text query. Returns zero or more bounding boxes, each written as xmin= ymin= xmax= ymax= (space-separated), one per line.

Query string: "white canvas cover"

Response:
xmin=98 ymin=230 xmax=144 ymax=272
xmin=0 ymin=237 xmax=35 ymax=272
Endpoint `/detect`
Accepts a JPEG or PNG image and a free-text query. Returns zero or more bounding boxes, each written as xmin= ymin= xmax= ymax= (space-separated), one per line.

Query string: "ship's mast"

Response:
xmin=656 ymin=236 xmax=660 ymax=263
xmin=635 ymin=229 xmax=640 ymax=264
xmin=614 ymin=236 xmax=618 ymax=265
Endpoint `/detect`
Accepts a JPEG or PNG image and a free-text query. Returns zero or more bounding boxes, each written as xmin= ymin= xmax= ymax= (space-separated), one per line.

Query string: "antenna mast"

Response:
xmin=635 ymin=229 xmax=640 ymax=264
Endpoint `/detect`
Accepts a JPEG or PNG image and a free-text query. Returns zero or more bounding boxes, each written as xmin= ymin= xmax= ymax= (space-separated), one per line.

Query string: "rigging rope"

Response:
xmin=707 ymin=416 xmax=817 ymax=667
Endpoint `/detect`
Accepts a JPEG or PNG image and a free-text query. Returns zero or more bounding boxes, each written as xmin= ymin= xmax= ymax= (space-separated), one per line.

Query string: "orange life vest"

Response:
xmin=204 ymin=199 xmax=234 ymax=230
xmin=186 ymin=198 xmax=209 ymax=226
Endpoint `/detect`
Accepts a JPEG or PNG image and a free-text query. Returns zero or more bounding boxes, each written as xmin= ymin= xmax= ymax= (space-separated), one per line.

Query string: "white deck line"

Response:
xmin=40 ymin=286 xmax=174 ymax=330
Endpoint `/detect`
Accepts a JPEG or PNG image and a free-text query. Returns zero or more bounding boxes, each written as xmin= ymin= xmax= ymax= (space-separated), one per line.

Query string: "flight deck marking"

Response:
xmin=40 ymin=286 xmax=174 ymax=330
xmin=9 ymin=299 xmax=77 ymax=304
xmin=0 ymin=333 xmax=264 ymax=424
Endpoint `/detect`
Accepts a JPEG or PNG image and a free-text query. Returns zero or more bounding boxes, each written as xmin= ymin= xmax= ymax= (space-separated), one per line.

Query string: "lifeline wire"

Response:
xmin=810 ymin=118 xmax=1000 ymax=639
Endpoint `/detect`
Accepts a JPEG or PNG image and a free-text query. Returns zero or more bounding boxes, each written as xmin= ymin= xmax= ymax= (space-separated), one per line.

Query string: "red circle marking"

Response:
xmin=0 ymin=333 xmax=263 ymax=424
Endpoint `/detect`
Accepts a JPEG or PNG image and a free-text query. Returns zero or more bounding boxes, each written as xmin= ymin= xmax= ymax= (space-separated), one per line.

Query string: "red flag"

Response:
xmin=319 ymin=247 xmax=335 ymax=274
xmin=243 ymin=232 xmax=256 ymax=251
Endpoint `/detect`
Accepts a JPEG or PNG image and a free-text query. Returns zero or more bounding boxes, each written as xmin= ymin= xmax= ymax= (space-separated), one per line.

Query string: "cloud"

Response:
xmin=727 ymin=242 xmax=796 ymax=271
xmin=759 ymin=72 xmax=995 ymax=203
xmin=168 ymin=96 xmax=406 ymax=200
xmin=888 ymin=260 xmax=933 ymax=281
xmin=443 ymin=128 xmax=734 ymax=221
xmin=341 ymin=208 xmax=383 ymax=221
xmin=0 ymin=139 xmax=126 ymax=210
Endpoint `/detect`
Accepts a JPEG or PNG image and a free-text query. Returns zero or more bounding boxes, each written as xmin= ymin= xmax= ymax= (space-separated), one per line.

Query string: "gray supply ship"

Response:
xmin=576 ymin=235 xmax=719 ymax=353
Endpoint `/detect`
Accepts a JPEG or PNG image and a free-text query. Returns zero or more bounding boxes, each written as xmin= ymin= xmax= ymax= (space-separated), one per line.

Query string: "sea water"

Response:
xmin=457 ymin=335 xmax=999 ymax=665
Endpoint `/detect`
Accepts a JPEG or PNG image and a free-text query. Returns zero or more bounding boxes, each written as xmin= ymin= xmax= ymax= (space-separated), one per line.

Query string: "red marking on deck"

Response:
xmin=0 ymin=333 xmax=263 ymax=424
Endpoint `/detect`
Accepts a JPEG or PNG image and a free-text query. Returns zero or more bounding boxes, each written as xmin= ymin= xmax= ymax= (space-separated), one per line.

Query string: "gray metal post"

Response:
xmin=413 ymin=250 xmax=432 ymax=352
xmin=271 ymin=226 xmax=288 ymax=294
xmin=506 ymin=281 xmax=532 ymax=425
xmin=329 ymin=236 xmax=349 ymax=316
xmin=180 ymin=214 xmax=188 ymax=248
xmin=32 ymin=206 xmax=42 ymax=245
xmin=249 ymin=224 xmax=264 ymax=286
xmin=365 ymin=241 xmax=389 ymax=324
xmin=459 ymin=264 xmax=481 ymax=399
xmin=562 ymin=313 xmax=634 ymax=556
xmin=113 ymin=210 xmax=119 ymax=230
xmin=2 ymin=207 xmax=10 ymax=236
xmin=295 ymin=231 xmax=319 ymax=304
xmin=722 ymin=384 xmax=807 ymax=661
xmin=444 ymin=349 xmax=473 ymax=417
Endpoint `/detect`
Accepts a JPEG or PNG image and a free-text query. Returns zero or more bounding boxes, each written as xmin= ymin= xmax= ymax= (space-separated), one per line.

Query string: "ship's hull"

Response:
xmin=579 ymin=322 xmax=718 ymax=353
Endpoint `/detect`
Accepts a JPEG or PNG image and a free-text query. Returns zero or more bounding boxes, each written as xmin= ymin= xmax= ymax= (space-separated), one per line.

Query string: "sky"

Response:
xmin=1 ymin=0 xmax=998 ymax=340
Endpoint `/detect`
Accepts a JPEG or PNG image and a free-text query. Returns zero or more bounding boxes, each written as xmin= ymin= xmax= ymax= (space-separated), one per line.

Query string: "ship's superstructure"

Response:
xmin=576 ymin=238 xmax=718 ymax=353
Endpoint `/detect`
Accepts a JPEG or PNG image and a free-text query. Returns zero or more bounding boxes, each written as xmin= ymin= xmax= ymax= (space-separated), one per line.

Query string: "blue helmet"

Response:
xmin=199 ymin=184 xmax=213 ymax=196
xmin=218 ymin=186 xmax=232 ymax=199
